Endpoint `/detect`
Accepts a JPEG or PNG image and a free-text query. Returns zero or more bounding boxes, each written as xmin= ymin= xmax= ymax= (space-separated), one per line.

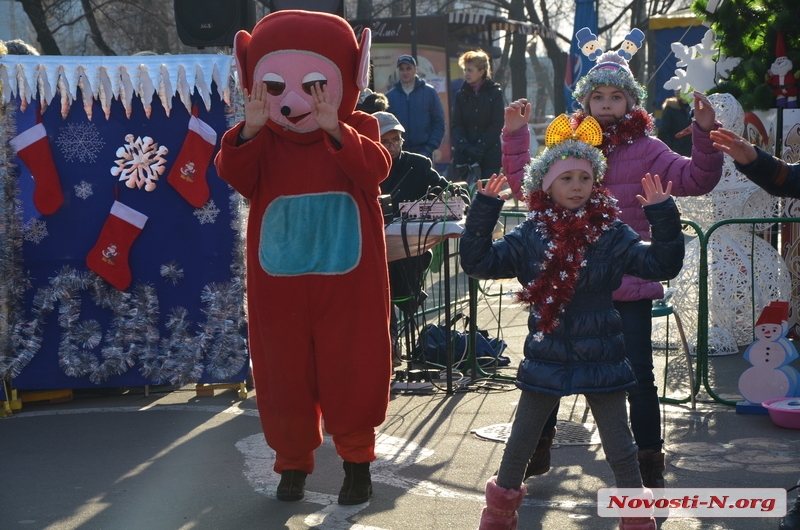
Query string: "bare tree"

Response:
xmin=79 ymin=0 xmax=115 ymax=55
xmin=13 ymin=0 xmax=230 ymax=55
xmin=356 ymin=0 xmax=374 ymax=19
xmin=15 ymin=0 xmax=61 ymax=54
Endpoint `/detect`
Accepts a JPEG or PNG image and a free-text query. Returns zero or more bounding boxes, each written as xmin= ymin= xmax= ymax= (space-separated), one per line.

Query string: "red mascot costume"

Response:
xmin=214 ymin=11 xmax=392 ymax=505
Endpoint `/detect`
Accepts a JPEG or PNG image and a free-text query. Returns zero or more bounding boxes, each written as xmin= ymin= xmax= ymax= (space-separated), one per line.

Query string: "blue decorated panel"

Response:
xmin=0 ymin=56 xmax=248 ymax=390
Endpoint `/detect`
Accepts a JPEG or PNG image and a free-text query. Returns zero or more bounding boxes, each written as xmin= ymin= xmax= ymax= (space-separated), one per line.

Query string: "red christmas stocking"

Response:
xmin=9 ymin=123 xmax=64 ymax=215
xmin=167 ymin=115 xmax=217 ymax=207
xmin=86 ymin=201 xmax=148 ymax=291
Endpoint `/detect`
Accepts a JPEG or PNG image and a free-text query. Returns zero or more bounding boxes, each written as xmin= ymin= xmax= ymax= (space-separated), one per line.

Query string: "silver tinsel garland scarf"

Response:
xmin=0 ymin=55 xmax=248 ymax=388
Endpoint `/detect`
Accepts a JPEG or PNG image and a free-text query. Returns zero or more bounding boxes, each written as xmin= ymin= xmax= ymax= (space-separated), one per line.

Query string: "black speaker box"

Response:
xmin=269 ymin=0 xmax=344 ymax=17
xmin=174 ymin=0 xmax=257 ymax=48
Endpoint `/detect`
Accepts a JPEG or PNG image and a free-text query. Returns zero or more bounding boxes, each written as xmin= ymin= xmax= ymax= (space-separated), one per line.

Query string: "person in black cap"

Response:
xmin=385 ymin=55 xmax=445 ymax=161
xmin=374 ymin=111 xmax=450 ymax=366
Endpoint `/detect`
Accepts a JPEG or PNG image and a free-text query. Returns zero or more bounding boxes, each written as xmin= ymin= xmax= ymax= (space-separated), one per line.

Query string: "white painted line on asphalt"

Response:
xmin=9 ymin=403 xmax=601 ymax=524
xmin=5 ymin=404 xmax=261 ymax=418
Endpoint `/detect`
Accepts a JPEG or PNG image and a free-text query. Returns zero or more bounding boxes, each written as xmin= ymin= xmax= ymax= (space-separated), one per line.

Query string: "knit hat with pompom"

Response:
xmin=572 ymin=51 xmax=646 ymax=112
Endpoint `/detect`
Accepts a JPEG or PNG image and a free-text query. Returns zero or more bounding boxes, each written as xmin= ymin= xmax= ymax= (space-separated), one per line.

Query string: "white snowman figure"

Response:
xmin=738 ymin=302 xmax=800 ymax=405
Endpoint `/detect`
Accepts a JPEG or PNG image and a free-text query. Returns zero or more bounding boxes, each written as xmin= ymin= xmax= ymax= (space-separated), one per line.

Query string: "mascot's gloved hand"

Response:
xmin=309 ymin=83 xmax=343 ymax=144
xmin=241 ymin=80 xmax=270 ymax=140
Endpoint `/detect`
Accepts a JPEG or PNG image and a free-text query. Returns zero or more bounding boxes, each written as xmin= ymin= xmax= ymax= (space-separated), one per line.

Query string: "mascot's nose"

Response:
xmin=277 ymin=91 xmax=313 ymax=118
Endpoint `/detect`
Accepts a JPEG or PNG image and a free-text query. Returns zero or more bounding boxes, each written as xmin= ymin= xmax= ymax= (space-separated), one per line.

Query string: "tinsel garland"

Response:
xmin=144 ymin=307 xmax=203 ymax=385
xmin=0 ymin=100 xmax=30 ymax=381
xmin=518 ymin=187 xmax=619 ymax=339
xmin=0 ymin=69 xmax=250 ymax=386
xmin=571 ymin=109 xmax=653 ymax=156
xmin=8 ymin=265 xmax=247 ymax=385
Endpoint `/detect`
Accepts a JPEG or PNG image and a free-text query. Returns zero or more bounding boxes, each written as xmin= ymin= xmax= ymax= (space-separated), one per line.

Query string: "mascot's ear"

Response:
xmin=234 ymin=30 xmax=252 ymax=92
xmin=356 ymin=28 xmax=371 ymax=92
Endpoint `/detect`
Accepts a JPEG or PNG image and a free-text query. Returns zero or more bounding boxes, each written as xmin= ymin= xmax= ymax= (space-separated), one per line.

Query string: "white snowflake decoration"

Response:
xmin=194 ymin=200 xmax=220 ymax=225
xmin=653 ymin=231 xmax=791 ymax=355
xmin=664 ymin=29 xmax=741 ymax=94
xmin=56 ymin=122 xmax=105 ymax=163
xmin=653 ymin=94 xmax=787 ymax=355
xmin=74 ymin=180 xmax=93 ymax=200
xmin=23 ymin=218 xmax=48 ymax=244
xmin=110 ymin=134 xmax=168 ymax=192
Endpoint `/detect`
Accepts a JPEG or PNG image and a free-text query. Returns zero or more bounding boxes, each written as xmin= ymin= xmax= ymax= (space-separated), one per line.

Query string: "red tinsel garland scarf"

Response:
xmin=518 ymin=187 xmax=619 ymax=338
xmin=571 ymin=108 xmax=654 ymax=156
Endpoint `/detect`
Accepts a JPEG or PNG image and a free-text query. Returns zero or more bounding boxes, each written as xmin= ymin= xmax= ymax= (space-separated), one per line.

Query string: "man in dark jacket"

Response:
xmin=711 ymin=126 xmax=800 ymax=530
xmin=375 ymin=111 xmax=450 ymax=365
xmin=386 ymin=55 xmax=445 ymax=160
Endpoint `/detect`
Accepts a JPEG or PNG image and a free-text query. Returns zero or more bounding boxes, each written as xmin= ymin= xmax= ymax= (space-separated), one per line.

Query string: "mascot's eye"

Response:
xmin=261 ymin=73 xmax=286 ymax=96
xmin=301 ymin=73 xmax=328 ymax=95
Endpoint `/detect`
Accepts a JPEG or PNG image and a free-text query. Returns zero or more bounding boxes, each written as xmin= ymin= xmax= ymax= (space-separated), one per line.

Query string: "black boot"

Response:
xmin=524 ymin=427 xmax=557 ymax=479
xmin=637 ymin=449 xmax=666 ymax=489
xmin=780 ymin=487 xmax=800 ymax=530
xmin=338 ymin=461 xmax=372 ymax=505
xmin=276 ymin=470 xmax=307 ymax=501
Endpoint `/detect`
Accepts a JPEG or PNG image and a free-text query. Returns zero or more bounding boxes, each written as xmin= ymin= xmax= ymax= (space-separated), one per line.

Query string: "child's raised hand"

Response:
xmin=477 ymin=173 xmax=508 ymax=199
xmin=692 ymin=91 xmax=716 ymax=132
xmin=504 ymin=99 xmax=531 ymax=134
xmin=636 ymin=173 xmax=673 ymax=206
xmin=242 ymin=81 xmax=270 ymax=139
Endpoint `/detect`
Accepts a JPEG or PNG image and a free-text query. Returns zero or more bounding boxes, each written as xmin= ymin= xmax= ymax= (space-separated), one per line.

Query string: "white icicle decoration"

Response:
xmin=0 ymin=55 xmax=233 ymax=119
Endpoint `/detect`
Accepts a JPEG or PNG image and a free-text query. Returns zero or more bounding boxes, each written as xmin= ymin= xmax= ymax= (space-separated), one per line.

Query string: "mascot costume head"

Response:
xmin=233 ymin=11 xmax=372 ymax=142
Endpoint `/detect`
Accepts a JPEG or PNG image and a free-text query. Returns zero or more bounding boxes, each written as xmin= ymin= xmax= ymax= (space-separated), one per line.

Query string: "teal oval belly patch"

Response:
xmin=259 ymin=192 xmax=362 ymax=275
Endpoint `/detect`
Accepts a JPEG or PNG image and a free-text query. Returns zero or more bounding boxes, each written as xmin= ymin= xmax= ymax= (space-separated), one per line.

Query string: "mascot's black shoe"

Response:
xmin=338 ymin=461 xmax=372 ymax=505
xmin=276 ymin=470 xmax=307 ymax=501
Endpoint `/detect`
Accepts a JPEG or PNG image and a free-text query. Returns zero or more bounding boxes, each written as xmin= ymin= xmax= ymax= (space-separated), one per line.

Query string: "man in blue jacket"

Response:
xmin=386 ymin=55 xmax=445 ymax=160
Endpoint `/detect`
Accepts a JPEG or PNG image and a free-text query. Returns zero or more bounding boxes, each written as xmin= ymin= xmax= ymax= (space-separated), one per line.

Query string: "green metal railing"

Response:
xmin=693 ymin=217 xmax=800 ymax=405
xmin=408 ymin=212 xmax=800 ymax=401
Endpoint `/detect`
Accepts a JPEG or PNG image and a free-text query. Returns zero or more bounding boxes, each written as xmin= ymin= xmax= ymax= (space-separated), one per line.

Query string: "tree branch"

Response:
xmin=15 ymin=0 xmax=61 ymax=55
xmin=80 ymin=0 xmax=117 ymax=55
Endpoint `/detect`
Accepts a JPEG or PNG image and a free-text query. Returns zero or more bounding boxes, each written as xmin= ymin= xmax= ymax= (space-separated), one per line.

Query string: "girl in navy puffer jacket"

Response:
xmin=502 ymin=43 xmax=723 ymax=489
xmin=463 ymin=115 xmax=684 ymax=530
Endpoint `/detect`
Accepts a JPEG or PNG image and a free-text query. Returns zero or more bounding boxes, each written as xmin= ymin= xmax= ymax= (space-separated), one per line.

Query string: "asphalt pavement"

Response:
xmin=1 ymin=281 xmax=799 ymax=530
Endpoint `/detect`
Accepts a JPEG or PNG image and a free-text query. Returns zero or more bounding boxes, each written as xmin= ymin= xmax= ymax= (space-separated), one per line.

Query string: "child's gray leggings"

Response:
xmin=496 ymin=389 xmax=643 ymax=491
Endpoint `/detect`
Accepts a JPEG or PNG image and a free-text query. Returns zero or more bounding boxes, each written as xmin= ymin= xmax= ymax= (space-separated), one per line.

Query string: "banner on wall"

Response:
xmin=350 ymin=16 xmax=451 ymax=164
xmin=564 ymin=0 xmax=597 ymax=113
xmin=0 ymin=55 xmax=248 ymax=390
xmin=650 ymin=11 xmax=706 ymax=112
xmin=743 ymin=109 xmax=779 ymax=155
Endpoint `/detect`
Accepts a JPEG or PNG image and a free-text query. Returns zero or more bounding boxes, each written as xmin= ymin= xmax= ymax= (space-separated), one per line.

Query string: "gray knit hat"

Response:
xmin=572 ymin=51 xmax=646 ymax=112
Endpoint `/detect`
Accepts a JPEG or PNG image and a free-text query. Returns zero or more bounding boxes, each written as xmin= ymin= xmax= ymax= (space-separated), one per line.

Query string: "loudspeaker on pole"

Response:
xmin=174 ymin=0 xmax=257 ymax=48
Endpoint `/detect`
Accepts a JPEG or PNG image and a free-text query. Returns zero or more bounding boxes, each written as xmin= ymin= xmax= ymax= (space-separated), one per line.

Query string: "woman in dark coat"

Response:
xmin=450 ymin=49 xmax=504 ymax=182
